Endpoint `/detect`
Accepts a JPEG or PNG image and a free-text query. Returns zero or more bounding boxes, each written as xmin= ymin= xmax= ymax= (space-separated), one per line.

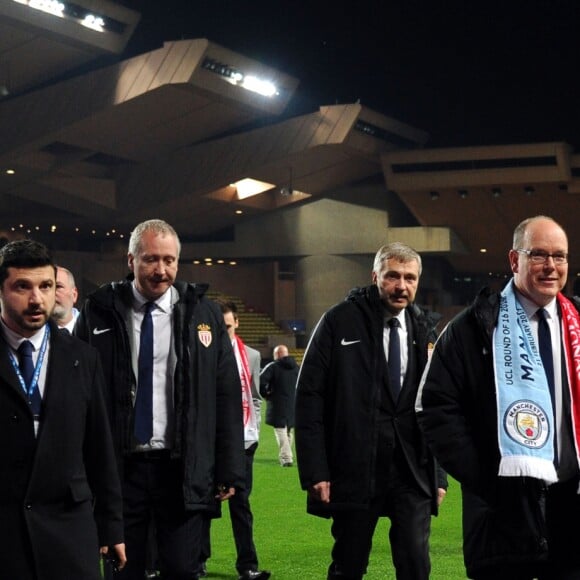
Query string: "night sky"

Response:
xmin=118 ymin=0 xmax=580 ymax=150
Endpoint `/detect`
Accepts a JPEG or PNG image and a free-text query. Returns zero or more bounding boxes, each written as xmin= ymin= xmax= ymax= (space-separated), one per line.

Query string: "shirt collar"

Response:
xmin=58 ymin=308 xmax=79 ymax=332
xmin=131 ymin=282 xmax=172 ymax=313
xmin=516 ymin=290 xmax=558 ymax=321
xmin=384 ymin=310 xmax=407 ymax=331
xmin=0 ymin=318 xmax=47 ymax=351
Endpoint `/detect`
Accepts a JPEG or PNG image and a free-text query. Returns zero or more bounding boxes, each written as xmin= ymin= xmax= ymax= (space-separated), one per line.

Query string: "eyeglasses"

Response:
xmin=516 ymin=249 xmax=568 ymax=265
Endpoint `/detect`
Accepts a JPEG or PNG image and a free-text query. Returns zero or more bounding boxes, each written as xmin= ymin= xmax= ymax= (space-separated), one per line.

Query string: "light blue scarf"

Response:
xmin=493 ymin=279 xmax=558 ymax=482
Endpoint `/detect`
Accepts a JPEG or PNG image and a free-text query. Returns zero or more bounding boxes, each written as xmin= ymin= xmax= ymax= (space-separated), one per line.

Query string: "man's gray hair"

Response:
xmin=373 ymin=242 xmax=422 ymax=276
xmin=57 ymin=265 xmax=76 ymax=288
xmin=128 ymin=219 xmax=181 ymax=257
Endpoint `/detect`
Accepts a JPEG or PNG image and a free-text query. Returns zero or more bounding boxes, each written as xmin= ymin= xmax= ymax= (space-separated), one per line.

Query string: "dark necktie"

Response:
xmin=388 ymin=318 xmax=401 ymax=401
xmin=18 ymin=340 xmax=41 ymax=416
xmin=537 ymin=308 xmax=558 ymax=464
xmin=134 ymin=302 xmax=155 ymax=444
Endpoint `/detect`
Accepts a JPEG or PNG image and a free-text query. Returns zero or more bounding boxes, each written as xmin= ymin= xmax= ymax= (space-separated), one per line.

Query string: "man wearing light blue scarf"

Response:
xmin=416 ymin=216 xmax=580 ymax=580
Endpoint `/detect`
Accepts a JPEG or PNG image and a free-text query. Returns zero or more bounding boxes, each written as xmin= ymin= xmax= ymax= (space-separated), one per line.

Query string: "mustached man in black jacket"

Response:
xmin=296 ymin=242 xmax=447 ymax=580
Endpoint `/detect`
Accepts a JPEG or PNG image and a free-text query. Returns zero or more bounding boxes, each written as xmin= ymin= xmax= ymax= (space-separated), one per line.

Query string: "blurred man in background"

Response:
xmin=260 ymin=344 xmax=299 ymax=467
xmin=51 ymin=266 xmax=79 ymax=332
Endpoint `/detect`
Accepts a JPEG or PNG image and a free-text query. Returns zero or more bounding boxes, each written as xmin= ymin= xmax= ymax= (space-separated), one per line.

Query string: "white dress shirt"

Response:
xmin=131 ymin=284 xmax=175 ymax=450
xmin=518 ymin=293 xmax=563 ymax=465
xmin=383 ymin=310 xmax=408 ymax=387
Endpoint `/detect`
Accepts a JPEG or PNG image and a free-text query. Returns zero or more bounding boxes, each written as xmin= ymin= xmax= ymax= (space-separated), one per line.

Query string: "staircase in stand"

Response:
xmin=206 ymin=290 xmax=306 ymax=365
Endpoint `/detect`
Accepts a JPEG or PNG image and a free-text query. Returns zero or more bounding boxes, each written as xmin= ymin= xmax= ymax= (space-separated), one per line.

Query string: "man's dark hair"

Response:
xmin=217 ymin=299 xmax=238 ymax=320
xmin=0 ymin=239 xmax=55 ymax=286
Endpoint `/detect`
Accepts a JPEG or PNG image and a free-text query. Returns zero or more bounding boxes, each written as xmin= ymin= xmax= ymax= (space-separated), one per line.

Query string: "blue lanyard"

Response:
xmin=10 ymin=325 xmax=50 ymax=399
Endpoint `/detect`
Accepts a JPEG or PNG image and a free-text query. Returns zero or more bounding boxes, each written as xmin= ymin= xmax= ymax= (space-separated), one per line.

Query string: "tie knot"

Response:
xmin=388 ymin=317 xmax=400 ymax=329
xmin=537 ymin=308 xmax=548 ymax=322
xmin=18 ymin=340 xmax=34 ymax=356
xmin=144 ymin=302 xmax=155 ymax=314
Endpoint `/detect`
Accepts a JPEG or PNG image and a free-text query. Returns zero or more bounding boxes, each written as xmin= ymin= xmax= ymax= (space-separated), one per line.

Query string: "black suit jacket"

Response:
xmin=378 ymin=309 xmax=439 ymax=498
xmin=0 ymin=321 xmax=123 ymax=580
xmin=296 ymin=285 xmax=447 ymax=518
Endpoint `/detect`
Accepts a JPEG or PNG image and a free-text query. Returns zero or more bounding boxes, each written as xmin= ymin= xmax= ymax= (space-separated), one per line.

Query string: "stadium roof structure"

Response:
xmin=2 ymin=0 xmax=580 ymax=278
xmin=0 ymin=1 xmax=425 ymax=248
xmin=382 ymin=142 xmax=580 ymax=275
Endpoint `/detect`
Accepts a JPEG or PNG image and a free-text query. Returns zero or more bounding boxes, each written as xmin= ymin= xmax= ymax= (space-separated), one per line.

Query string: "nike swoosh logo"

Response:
xmin=341 ymin=338 xmax=361 ymax=346
xmin=93 ymin=327 xmax=112 ymax=335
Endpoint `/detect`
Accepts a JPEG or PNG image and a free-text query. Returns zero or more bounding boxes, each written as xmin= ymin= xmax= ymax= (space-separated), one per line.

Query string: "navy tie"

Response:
xmin=537 ymin=308 xmax=558 ymax=464
xmin=134 ymin=302 xmax=155 ymax=444
xmin=388 ymin=318 xmax=401 ymax=401
xmin=18 ymin=340 xmax=41 ymax=416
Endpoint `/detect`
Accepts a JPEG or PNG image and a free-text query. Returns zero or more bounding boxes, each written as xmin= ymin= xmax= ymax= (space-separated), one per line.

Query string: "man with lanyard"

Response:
xmin=0 ymin=239 xmax=125 ymax=579
xmin=417 ymin=215 xmax=580 ymax=579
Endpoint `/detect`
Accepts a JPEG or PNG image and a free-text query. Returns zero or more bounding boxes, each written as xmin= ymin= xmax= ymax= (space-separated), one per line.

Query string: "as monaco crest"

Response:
xmin=197 ymin=323 xmax=212 ymax=348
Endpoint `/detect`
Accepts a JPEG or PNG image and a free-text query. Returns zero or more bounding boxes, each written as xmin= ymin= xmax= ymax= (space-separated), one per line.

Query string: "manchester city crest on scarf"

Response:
xmin=504 ymin=399 xmax=550 ymax=448
xmin=197 ymin=323 xmax=212 ymax=347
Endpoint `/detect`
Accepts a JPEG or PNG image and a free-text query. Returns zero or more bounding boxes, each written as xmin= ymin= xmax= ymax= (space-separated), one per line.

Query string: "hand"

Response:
xmin=100 ymin=543 xmax=127 ymax=571
xmin=215 ymin=484 xmax=236 ymax=501
xmin=437 ymin=487 xmax=447 ymax=507
xmin=309 ymin=481 xmax=331 ymax=503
